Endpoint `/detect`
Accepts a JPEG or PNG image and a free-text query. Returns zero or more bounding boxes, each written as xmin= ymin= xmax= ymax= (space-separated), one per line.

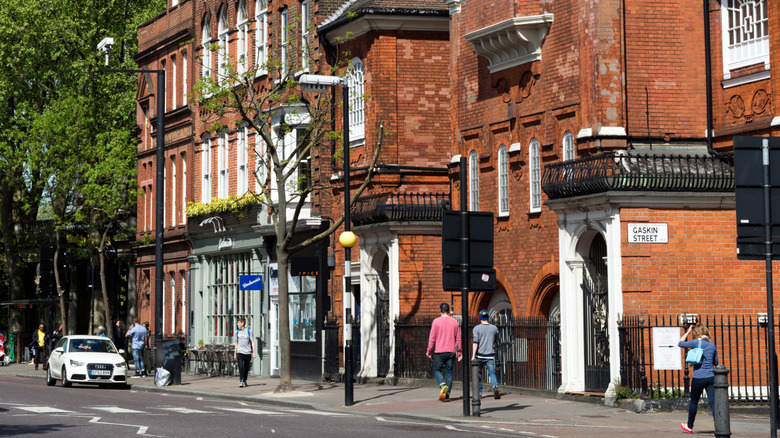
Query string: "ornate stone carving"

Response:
xmin=726 ymin=89 xmax=771 ymax=122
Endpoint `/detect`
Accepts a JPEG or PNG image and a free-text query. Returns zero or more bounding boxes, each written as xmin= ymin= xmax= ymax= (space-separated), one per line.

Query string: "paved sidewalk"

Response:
xmin=0 ymin=363 xmax=772 ymax=437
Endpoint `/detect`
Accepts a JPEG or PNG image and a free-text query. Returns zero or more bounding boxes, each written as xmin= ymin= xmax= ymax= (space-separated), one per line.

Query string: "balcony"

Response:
xmin=351 ymin=192 xmax=451 ymax=226
xmin=542 ymin=153 xmax=734 ymax=200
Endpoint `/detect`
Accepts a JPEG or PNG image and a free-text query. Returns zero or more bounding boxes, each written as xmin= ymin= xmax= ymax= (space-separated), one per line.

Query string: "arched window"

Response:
xmin=201 ymin=14 xmax=212 ymax=80
xmin=218 ymin=130 xmax=229 ymax=199
xmin=346 ymin=58 xmax=365 ymax=144
xmin=300 ymin=0 xmax=309 ymax=71
xmin=563 ymin=130 xmax=575 ymax=161
xmin=237 ymin=1 xmax=248 ymax=75
xmin=469 ymin=150 xmax=479 ymax=211
xmin=255 ymin=0 xmax=268 ymax=73
xmin=280 ymin=7 xmax=288 ymax=76
xmin=498 ymin=144 xmax=509 ymax=216
xmin=217 ymin=6 xmax=229 ymax=83
xmin=529 ymin=138 xmax=541 ymax=213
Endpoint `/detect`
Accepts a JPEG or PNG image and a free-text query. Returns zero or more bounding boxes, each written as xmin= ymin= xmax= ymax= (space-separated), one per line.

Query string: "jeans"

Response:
xmin=432 ymin=352 xmax=456 ymax=395
xmin=476 ymin=357 xmax=498 ymax=393
xmin=687 ymin=376 xmax=715 ymax=429
xmin=132 ymin=348 xmax=145 ymax=374
xmin=236 ymin=353 xmax=251 ymax=383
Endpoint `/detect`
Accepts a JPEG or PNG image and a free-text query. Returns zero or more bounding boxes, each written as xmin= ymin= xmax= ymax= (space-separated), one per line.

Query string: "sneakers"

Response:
xmin=239 ymin=381 xmax=247 ymax=388
xmin=493 ymin=386 xmax=501 ymax=400
xmin=131 ymin=374 xmax=142 ymax=379
xmin=680 ymin=423 xmax=692 ymax=434
xmin=438 ymin=385 xmax=449 ymax=402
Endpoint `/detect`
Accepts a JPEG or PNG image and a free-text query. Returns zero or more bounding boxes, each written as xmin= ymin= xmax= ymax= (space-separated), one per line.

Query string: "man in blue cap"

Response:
xmin=471 ymin=309 xmax=500 ymax=399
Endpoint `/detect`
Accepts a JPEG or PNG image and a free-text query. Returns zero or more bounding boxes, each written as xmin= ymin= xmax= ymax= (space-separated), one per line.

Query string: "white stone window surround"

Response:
xmin=237 ymin=0 xmax=249 ymax=75
xmin=498 ymin=144 xmax=509 ymax=216
xmin=201 ymin=136 xmax=212 ymax=203
xmin=721 ymin=0 xmax=769 ymax=79
xmin=469 ymin=150 xmax=479 ymax=211
xmin=464 ymin=14 xmax=554 ymax=74
xmin=563 ymin=130 xmax=575 ymax=161
xmin=201 ymin=14 xmax=212 ymax=81
xmin=529 ymin=138 xmax=541 ymax=213
xmin=347 ymin=58 xmax=365 ymax=145
xmin=218 ymin=131 xmax=229 ymax=199
xmin=255 ymin=0 xmax=268 ymax=75
xmin=300 ymin=0 xmax=310 ymax=72
xmin=217 ymin=6 xmax=229 ymax=83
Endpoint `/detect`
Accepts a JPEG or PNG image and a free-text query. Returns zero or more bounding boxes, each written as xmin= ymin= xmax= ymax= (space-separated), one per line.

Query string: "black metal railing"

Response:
xmin=619 ymin=314 xmax=774 ymax=403
xmin=394 ymin=316 xmax=560 ymax=391
xmin=351 ymin=192 xmax=450 ymax=225
xmin=542 ymin=153 xmax=734 ymax=200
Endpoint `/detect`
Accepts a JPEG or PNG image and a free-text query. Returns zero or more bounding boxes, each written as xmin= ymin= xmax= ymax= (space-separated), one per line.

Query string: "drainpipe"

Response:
xmin=704 ymin=0 xmax=725 ymax=158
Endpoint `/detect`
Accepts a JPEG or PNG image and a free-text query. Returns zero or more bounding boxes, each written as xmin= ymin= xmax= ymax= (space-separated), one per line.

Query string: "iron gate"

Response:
xmin=583 ymin=269 xmax=610 ymax=392
xmin=377 ymin=283 xmax=390 ymax=376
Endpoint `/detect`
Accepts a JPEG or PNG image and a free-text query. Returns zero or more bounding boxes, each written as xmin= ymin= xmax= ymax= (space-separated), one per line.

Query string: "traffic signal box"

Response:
xmin=441 ymin=211 xmax=496 ymax=291
xmin=734 ymin=137 xmax=780 ymax=260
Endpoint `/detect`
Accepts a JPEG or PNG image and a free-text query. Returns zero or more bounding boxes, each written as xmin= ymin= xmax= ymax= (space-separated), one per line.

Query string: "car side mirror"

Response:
xmin=54 ymin=347 xmax=64 ymax=353
xmin=118 ymin=349 xmax=126 ymax=355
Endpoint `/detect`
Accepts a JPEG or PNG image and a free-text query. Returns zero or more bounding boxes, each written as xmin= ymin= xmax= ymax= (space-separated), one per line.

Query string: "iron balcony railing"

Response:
xmin=542 ymin=153 xmax=735 ymax=200
xmin=351 ymin=192 xmax=450 ymax=226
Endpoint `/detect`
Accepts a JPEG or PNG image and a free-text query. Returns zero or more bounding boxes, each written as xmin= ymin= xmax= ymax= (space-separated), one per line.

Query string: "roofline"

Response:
xmin=318 ymin=7 xmax=449 ymax=42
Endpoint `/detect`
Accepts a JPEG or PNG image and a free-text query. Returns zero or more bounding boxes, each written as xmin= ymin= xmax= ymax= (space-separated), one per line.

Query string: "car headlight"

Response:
xmin=115 ymin=362 xmax=127 ymax=368
xmin=70 ymin=359 xmax=86 ymax=367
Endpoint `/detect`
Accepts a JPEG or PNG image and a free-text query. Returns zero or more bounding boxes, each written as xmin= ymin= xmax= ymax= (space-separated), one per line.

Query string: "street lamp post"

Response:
xmin=99 ymin=37 xmax=165 ymax=370
xmin=298 ymin=74 xmax=354 ymax=406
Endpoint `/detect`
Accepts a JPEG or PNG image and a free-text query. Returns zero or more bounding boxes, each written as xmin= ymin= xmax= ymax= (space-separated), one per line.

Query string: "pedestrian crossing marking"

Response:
xmin=212 ymin=407 xmax=287 ymax=415
xmin=86 ymin=406 xmax=147 ymax=414
xmin=15 ymin=406 xmax=72 ymax=414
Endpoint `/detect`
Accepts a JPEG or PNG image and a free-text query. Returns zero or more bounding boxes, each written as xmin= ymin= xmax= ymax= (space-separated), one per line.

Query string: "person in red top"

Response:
xmin=426 ymin=303 xmax=462 ymax=402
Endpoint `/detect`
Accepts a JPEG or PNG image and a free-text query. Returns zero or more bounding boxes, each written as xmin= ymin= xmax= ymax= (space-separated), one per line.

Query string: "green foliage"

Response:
xmin=186 ymin=193 xmax=263 ymax=217
xmin=613 ymin=384 xmax=640 ymax=400
xmin=647 ymin=383 xmax=684 ymax=400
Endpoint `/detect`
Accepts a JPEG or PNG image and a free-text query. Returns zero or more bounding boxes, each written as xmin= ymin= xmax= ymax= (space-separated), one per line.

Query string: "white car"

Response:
xmin=46 ymin=335 xmax=128 ymax=388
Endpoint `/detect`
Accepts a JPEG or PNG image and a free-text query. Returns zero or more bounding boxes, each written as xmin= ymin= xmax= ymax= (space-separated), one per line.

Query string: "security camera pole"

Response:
xmin=98 ymin=37 xmax=165 ymax=371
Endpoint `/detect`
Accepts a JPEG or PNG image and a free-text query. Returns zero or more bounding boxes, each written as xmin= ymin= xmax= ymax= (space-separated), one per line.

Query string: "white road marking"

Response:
xmin=86 ymin=406 xmax=147 ymax=414
xmin=211 ymin=407 xmax=288 ymax=415
xmin=283 ymin=409 xmax=352 ymax=416
xmin=155 ymin=407 xmax=214 ymax=414
xmin=88 ymin=417 xmax=149 ymax=435
xmin=14 ymin=406 xmax=73 ymax=414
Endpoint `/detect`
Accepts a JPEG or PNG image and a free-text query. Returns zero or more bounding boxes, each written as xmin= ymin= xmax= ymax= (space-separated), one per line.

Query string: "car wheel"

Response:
xmin=61 ymin=367 xmax=72 ymax=387
xmin=46 ymin=367 xmax=56 ymax=386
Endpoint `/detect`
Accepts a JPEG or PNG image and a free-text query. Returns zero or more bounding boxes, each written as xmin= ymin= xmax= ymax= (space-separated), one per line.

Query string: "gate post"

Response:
xmin=713 ymin=364 xmax=731 ymax=438
xmin=471 ymin=359 xmax=481 ymax=417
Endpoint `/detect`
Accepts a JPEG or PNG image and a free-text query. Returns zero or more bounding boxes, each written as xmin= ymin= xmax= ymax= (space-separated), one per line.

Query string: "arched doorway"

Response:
xmin=582 ymin=233 xmax=609 ymax=392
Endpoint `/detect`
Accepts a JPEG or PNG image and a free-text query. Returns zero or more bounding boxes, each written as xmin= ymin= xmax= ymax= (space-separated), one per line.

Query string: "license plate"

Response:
xmin=90 ymin=370 xmax=111 ymax=376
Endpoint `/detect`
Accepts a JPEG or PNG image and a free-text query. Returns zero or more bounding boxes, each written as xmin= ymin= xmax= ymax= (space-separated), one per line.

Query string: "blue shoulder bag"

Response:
xmin=685 ymin=339 xmax=703 ymax=365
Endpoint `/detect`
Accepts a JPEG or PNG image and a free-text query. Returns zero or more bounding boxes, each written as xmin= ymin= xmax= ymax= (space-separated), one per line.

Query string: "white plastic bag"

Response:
xmin=154 ymin=367 xmax=171 ymax=387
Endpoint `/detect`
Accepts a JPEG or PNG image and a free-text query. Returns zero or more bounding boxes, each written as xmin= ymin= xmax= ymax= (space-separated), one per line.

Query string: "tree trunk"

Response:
xmin=275 ymin=251 xmax=293 ymax=392
xmin=99 ymin=229 xmax=112 ymax=342
xmin=54 ymin=230 xmax=67 ymax=336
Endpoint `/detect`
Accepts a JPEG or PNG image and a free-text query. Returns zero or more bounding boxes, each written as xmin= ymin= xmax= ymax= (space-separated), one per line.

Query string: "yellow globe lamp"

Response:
xmin=339 ymin=231 xmax=357 ymax=248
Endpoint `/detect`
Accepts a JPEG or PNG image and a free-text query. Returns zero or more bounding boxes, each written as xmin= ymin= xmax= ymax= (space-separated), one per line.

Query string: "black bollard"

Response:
xmin=713 ymin=364 xmax=731 ymax=438
xmin=471 ymin=359 xmax=481 ymax=417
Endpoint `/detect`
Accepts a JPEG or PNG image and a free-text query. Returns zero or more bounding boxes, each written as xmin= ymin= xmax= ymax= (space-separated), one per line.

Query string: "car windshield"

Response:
xmin=68 ymin=339 xmax=117 ymax=353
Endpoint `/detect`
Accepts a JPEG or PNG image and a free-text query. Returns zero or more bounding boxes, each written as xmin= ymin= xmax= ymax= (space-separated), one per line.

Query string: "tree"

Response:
xmin=193 ymin=19 xmax=382 ymax=392
xmin=0 ymin=0 xmax=164 ymax=334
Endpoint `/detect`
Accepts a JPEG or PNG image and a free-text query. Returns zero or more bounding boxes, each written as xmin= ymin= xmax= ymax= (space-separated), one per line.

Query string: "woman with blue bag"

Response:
xmin=678 ymin=324 xmax=719 ymax=434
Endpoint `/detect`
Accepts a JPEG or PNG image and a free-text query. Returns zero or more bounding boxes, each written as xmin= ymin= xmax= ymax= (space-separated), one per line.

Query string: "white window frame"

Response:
xmin=171 ymin=155 xmax=177 ymax=227
xmin=218 ymin=6 xmax=229 ymax=83
xmin=181 ymin=152 xmax=187 ymax=225
xmin=254 ymin=128 xmax=265 ymax=193
xmin=218 ymin=131 xmax=229 ymax=199
xmin=469 ymin=150 xmax=479 ymax=211
xmin=721 ymin=0 xmax=769 ymax=78
xmin=237 ymin=126 xmax=248 ymax=194
xmin=563 ymin=130 xmax=575 ymax=161
xmin=529 ymin=138 xmax=541 ymax=213
xmin=206 ymin=252 xmax=254 ymax=344
xmin=182 ymin=53 xmax=187 ymax=105
xmin=202 ymin=14 xmax=212 ymax=81
xmin=171 ymin=55 xmax=177 ymax=109
xmin=237 ymin=1 xmax=249 ymax=76
xmin=202 ymin=137 xmax=212 ymax=203
xmin=160 ymin=60 xmax=166 ymax=111
xmin=498 ymin=144 xmax=509 ymax=216
xmin=300 ymin=0 xmax=309 ymax=72
xmin=346 ymin=58 xmax=365 ymax=145
xmin=280 ymin=8 xmax=289 ymax=77
xmin=255 ymin=0 xmax=268 ymax=75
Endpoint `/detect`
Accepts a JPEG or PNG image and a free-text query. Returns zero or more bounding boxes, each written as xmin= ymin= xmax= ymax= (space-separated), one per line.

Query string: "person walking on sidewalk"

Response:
xmin=233 ymin=317 xmax=256 ymax=388
xmin=33 ymin=323 xmax=47 ymax=370
xmin=126 ymin=319 xmax=147 ymax=378
xmin=678 ymin=324 xmax=719 ymax=434
xmin=472 ymin=309 xmax=500 ymax=400
xmin=426 ymin=303 xmax=462 ymax=402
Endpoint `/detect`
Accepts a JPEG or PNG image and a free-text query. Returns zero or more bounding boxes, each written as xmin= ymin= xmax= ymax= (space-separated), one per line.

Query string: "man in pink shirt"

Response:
xmin=426 ymin=303 xmax=462 ymax=401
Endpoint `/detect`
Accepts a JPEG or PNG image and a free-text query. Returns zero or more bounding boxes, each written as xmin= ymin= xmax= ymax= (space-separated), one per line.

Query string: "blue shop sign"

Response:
xmin=239 ymin=274 xmax=263 ymax=291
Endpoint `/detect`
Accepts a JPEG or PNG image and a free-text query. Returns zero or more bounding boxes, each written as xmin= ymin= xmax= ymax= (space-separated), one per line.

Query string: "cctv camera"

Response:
xmin=98 ymin=37 xmax=114 ymax=67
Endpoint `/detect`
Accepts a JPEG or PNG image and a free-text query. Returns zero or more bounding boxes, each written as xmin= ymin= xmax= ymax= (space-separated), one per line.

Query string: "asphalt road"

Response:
xmin=0 ymin=375 xmax=533 ymax=438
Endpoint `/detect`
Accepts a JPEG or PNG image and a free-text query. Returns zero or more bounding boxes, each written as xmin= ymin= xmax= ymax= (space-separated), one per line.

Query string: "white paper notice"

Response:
xmin=652 ymin=327 xmax=682 ymax=370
